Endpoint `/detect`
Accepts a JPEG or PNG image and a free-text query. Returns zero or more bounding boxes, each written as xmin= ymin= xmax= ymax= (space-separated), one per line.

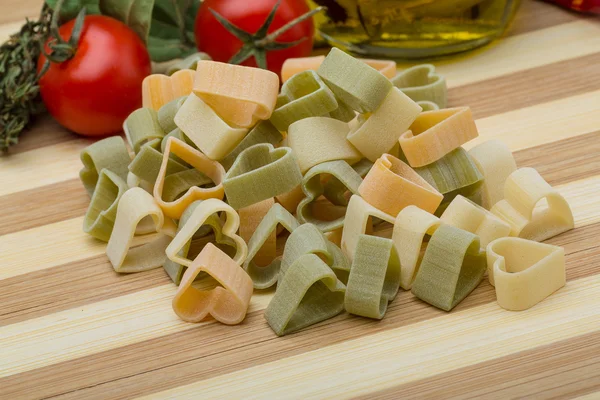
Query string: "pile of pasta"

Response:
xmin=80 ymin=48 xmax=574 ymax=336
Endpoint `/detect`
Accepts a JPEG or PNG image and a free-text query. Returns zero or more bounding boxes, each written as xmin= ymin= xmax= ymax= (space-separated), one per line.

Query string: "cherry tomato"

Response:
xmin=37 ymin=15 xmax=151 ymax=137
xmin=195 ymin=0 xmax=314 ymax=77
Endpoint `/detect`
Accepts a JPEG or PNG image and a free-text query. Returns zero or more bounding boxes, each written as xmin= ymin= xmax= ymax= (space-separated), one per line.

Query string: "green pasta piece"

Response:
xmin=324 ymin=158 xmax=373 ymax=206
xmin=417 ymin=101 xmax=440 ymax=111
xmin=317 ymin=48 xmax=393 ymax=113
xmin=345 ymin=235 xmax=401 ymax=319
xmin=128 ymin=139 xmax=187 ymax=184
xmin=124 ymin=108 xmax=165 ymax=153
xmin=243 ymin=203 xmax=300 ymax=289
xmin=297 ymin=160 xmax=363 ymax=232
xmin=157 ymin=96 xmax=186 ymax=133
xmin=219 ymin=120 xmax=283 ymax=171
xmin=82 ymin=169 xmax=129 ymax=241
xmin=162 ymin=169 xmax=213 ymax=203
xmin=80 ymin=136 xmax=131 ymax=196
xmin=411 ymin=224 xmax=486 ymax=311
xmin=224 ymin=144 xmax=303 ymax=210
xmin=327 ymin=97 xmax=356 ymax=122
xmin=392 ymin=64 xmax=447 ymax=108
xmin=264 ymin=254 xmax=346 ymax=336
xmin=161 ymin=128 xmax=196 ymax=166
xmin=280 ymin=223 xmax=351 ymax=284
xmin=163 ymin=200 xmax=235 ymax=284
xmin=166 ymin=52 xmax=212 ymax=75
xmin=414 ymin=147 xmax=484 ymax=216
xmin=270 ymin=70 xmax=338 ymax=132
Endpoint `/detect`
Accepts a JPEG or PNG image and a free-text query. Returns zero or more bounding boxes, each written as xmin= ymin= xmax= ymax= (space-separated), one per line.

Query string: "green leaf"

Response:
xmin=99 ymin=0 xmax=155 ymax=42
xmin=147 ymin=36 xmax=195 ymax=62
xmin=149 ymin=18 xmax=181 ymax=40
xmin=45 ymin=0 xmax=100 ymax=21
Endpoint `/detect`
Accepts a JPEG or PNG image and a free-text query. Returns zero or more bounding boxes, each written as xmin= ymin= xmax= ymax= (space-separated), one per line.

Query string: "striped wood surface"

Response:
xmin=1 ymin=1 xmax=600 ymax=399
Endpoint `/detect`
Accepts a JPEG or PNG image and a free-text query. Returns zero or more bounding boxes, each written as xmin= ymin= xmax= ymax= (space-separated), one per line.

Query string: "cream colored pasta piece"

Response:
xmin=193 ymin=61 xmax=280 ymax=128
xmin=491 ymin=168 xmax=574 ymax=242
xmin=154 ymin=137 xmax=226 ymax=219
xmin=440 ymin=195 xmax=511 ymax=247
xmin=341 ymin=195 xmax=395 ymax=262
xmin=174 ymin=93 xmax=249 ymax=160
xmin=399 ymin=107 xmax=479 ymax=168
xmin=239 ymin=198 xmax=277 ymax=268
xmin=468 ymin=140 xmax=518 ymax=209
xmin=297 ymin=160 xmax=363 ymax=232
xmin=80 ymin=136 xmax=131 ymax=196
xmin=270 ymin=70 xmax=338 ymax=132
xmin=83 ymin=169 xmax=129 ymax=241
xmin=358 ymin=154 xmax=443 ymax=217
xmin=243 ymin=203 xmax=300 ymax=289
xmin=487 ymin=237 xmax=565 ymax=311
xmin=392 ymin=205 xmax=442 ymax=290
xmin=287 ymin=117 xmax=362 ymax=174
xmin=142 ymin=69 xmax=196 ymax=110
xmin=348 ymin=88 xmax=421 ymax=162
xmin=264 ymin=254 xmax=346 ymax=336
xmin=166 ymin=198 xmax=247 ymax=266
xmin=411 ymin=224 xmax=486 ymax=311
xmin=280 ymin=223 xmax=351 ymax=284
xmin=106 ymin=187 xmax=176 ymax=273
xmin=123 ymin=108 xmax=165 ymax=153
xmin=392 ymin=64 xmax=447 ymax=108
xmin=223 ymin=144 xmax=303 ymax=210
xmin=173 ymin=243 xmax=253 ymax=325
xmin=317 ymin=48 xmax=393 ymax=113
xmin=345 ymin=235 xmax=400 ymax=319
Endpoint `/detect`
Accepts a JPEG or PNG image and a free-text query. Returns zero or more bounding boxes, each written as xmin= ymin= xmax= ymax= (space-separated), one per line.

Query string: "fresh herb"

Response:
xmin=0 ymin=6 xmax=53 ymax=152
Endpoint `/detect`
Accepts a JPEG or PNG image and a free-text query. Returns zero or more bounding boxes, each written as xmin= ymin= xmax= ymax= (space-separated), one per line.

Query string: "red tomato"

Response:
xmin=37 ymin=15 xmax=151 ymax=137
xmin=195 ymin=0 xmax=314 ymax=77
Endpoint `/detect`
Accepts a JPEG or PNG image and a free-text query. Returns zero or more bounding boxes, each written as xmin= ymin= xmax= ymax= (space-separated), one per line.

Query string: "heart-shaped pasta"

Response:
xmin=142 ymin=69 xmax=195 ymax=110
xmin=392 ymin=64 xmax=447 ymax=108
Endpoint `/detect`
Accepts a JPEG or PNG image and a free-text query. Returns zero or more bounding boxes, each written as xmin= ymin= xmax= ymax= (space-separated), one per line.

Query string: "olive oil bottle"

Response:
xmin=309 ymin=0 xmax=521 ymax=58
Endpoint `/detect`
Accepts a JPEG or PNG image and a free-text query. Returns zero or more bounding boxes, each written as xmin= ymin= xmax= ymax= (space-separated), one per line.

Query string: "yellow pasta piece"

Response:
xmin=174 ymin=93 xmax=248 ymax=160
xmin=154 ymin=138 xmax=226 ymax=219
xmin=193 ymin=61 xmax=280 ymax=128
xmin=341 ymin=194 xmax=395 ymax=262
xmin=166 ymin=198 xmax=247 ymax=266
xmin=173 ymin=243 xmax=253 ymax=325
xmin=142 ymin=69 xmax=195 ymax=110
xmin=348 ymin=88 xmax=421 ymax=162
xmin=106 ymin=187 xmax=176 ymax=273
xmin=491 ymin=168 xmax=574 ymax=242
xmin=399 ymin=107 xmax=479 ymax=168
xmin=468 ymin=140 xmax=517 ymax=209
xmin=392 ymin=206 xmax=441 ymax=290
xmin=487 ymin=237 xmax=565 ymax=311
xmin=281 ymin=56 xmax=397 ymax=82
xmin=288 ymin=117 xmax=362 ymax=173
xmin=440 ymin=195 xmax=511 ymax=247
xmin=239 ymin=198 xmax=277 ymax=267
xmin=358 ymin=154 xmax=443 ymax=217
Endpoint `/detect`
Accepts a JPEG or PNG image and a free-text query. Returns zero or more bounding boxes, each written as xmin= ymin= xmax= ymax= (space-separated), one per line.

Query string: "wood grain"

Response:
xmin=1 ymin=2 xmax=599 ymax=399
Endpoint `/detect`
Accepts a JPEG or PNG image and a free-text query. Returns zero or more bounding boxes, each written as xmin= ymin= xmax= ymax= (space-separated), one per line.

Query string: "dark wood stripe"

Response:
xmin=449 ymin=52 xmax=600 ymax=119
xmin=359 ymin=331 xmax=600 ymax=400
xmin=1 ymin=223 xmax=597 ymax=400
xmin=508 ymin=0 xmax=587 ymax=37
xmin=0 ymin=129 xmax=596 ymax=326
xmin=0 ymin=179 xmax=88 ymax=236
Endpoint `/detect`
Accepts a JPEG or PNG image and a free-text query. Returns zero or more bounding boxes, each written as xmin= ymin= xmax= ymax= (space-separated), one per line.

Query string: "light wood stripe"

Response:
xmin=139 ymin=275 xmax=600 ymax=400
xmin=467 ymin=90 xmax=600 ymax=151
xmin=0 ymin=181 xmax=596 ymax=379
xmin=429 ymin=20 xmax=600 ymax=88
xmin=357 ymin=331 xmax=600 ymax=399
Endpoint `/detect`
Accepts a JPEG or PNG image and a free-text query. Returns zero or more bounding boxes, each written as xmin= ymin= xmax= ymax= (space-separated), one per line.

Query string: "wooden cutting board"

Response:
xmin=1 ymin=1 xmax=600 ymax=398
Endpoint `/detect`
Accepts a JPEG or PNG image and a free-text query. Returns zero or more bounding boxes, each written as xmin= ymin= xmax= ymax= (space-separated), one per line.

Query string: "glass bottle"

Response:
xmin=309 ymin=0 xmax=521 ymax=58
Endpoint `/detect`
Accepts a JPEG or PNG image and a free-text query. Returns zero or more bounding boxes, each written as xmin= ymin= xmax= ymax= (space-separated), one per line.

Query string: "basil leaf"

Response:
xmin=99 ymin=0 xmax=155 ymax=42
xmin=148 ymin=36 xmax=196 ymax=62
xmin=45 ymin=0 xmax=100 ymax=21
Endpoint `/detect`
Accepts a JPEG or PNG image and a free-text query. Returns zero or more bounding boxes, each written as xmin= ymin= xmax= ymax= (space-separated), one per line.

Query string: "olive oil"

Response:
xmin=309 ymin=0 xmax=521 ymax=58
